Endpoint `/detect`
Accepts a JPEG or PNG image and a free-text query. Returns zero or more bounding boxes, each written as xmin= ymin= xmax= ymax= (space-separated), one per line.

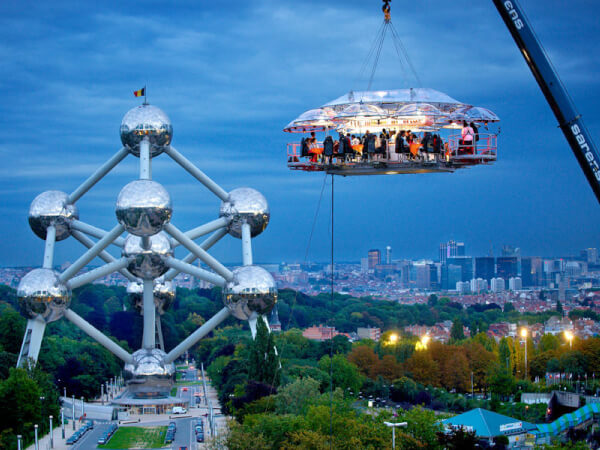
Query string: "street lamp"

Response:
xmin=384 ymin=421 xmax=407 ymax=450
xmin=49 ymin=415 xmax=54 ymax=449
xmin=39 ymin=396 xmax=45 ymax=434
xmin=17 ymin=435 xmax=22 ymax=450
xmin=565 ymin=330 xmax=574 ymax=350
xmin=388 ymin=333 xmax=399 ymax=345
xmin=34 ymin=424 xmax=39 ymax=450
xmin=521 ymin=328 xmax=528 ymax=379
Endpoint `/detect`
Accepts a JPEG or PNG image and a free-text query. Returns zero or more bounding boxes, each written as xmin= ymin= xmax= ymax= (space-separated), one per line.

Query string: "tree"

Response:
xmin=0 ymin=306 xmax=25 ymax=354
xmin=397 ymin=406 xmax=444 ymax=449
xmin=503 ymin=302 xmax=515 ymax=313
xmin=464 ymin=341 xmax=497 ymax=392
xmin=487 ymin=364 xmax=515 ymax=400
xmin=0 ymin=368 xmax=42 ymax=442
xmin=498 ymin=337 xmax=512 ymax=370
xmin=556 ymin=300 xmax=563 ymax=314
xmin=371 ymin=354 xmax=402 ymax=382
xmin=404 ymin=351 xmax=439 ymax=386
xmin=248 ymin=318 xmax=280 ymax=387
xmin=540 ymin=334 xmax=560 ymax=352
xmin=275 ymin=377 xmax=320 ymax=415
xmin=437 ymin=426 xmax=479 ymax=449
xmin=450 ymin=318 xmax=465 ymax=342
xmin=428 ymin=294 xmax=438 ymax=307
xmin=347 ymin=345 xmax=379 ymax=377
xmin=317 ymin=354 xmax=363 ymax=394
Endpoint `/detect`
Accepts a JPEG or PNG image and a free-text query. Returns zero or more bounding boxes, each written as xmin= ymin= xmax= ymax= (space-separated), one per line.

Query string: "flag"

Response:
xmin=134 ymin=87 xmax=145 ymax=98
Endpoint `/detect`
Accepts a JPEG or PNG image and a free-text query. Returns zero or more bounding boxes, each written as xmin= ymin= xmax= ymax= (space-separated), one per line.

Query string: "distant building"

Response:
xmin=442 ymin=264 xmax=462 ymax=290
xmin=368 ymin=249 xmax=381 ymax=270
xmin=269 ymin=306 xmax=281 ymax=332
xmin=475 ymin=257 xmax=495 ymax=281
xmin=502 ymin=245 xmax=521 ymax=258
xmin=439 ymin=240 xmax=465 ymax=264
xmin=385 ymin=246 xmax=392 ymax=265
xmin=491 ymin=277 xmax=505 ymax=292
xmin=497 ymin=257 xmax=518 ymax=280
xmin=470 ymin=278 xmax=488 ymax=293
xmin=415 ymin=264 xmax=431 ymax=289
xmin=521 ymin=257 xmax=534 ymax=287
xmin=544 ymin=316 xmax=573 ymax=336
xmin=508 ymin=277 xmax=522 ymax=291
xmin=456 ymin=281 xmax=470 ymax=294
xmin=582 ymin=248 xmax=598 ymax=264
xmin=357 ymin=327 xmax=381 ymax=341
xmin=447 ymin=256 xmax=473 ymax=282
xmin=302 ymin=325 xmax=341 ymax=341
xmin=360 ymin=258 xmax=369 ymax=273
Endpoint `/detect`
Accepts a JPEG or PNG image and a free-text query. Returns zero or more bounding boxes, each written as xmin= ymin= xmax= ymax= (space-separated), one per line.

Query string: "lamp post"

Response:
xmin=34 ymin=424 xmax=39 ymax=450
xmin=81 ymin=396 xmax=85 ymax=418
xmin=101 ymin=384 xmax=104 ymax=406
xmin=521 ymin=328 xmax=528 ymax=379
xmin=72 ymin=395 xmax=75 ymax=430
xmin=49 ymin=415 xmax=54 ymax=448
xmin=384 ymin=421 xmax=407 ymax=450
xmin=61 ymin=407 xmax=65 ymax=439
xmin=17 ymin=435 xmax=22 ymax=450
xmin=39 ymin=396 xmax=45 ymax=434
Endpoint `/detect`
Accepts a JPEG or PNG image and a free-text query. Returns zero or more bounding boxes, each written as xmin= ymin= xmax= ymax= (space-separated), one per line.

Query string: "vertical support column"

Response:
xmin=142 ymin=279 xmax=155 ymax=349
xmin=140 ymin=138 xmax=151 ymax=180
xmin=241 ymin=222 xmax=252 ymax=266
xmin=16 ymin=318 xmax=46 ymax=367
xmin=156 ymin=317 xmax=165 ymax=351
xmin=43 ymin=225 xmax=56 ymax=269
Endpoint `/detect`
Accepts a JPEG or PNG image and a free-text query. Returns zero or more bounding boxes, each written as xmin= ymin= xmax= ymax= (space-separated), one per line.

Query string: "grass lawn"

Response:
xmin=98 ymin=426 xmax=167 ymax=449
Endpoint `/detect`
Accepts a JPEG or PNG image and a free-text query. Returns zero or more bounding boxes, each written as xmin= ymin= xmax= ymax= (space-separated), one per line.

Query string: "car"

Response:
xmin=182 ymin=387 xmax=188 ymax=392
xmin=172 ymin=406 xmax=187 ymax=414
xmin=196 ymin=433 xmax=204 ymax=443
xmin=97 ymin=437 xmax=107 ymax=444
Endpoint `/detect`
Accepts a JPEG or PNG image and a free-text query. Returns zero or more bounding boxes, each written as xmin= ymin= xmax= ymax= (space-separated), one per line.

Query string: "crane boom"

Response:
xmin=492 ymin=0 xmax=600 ymax=204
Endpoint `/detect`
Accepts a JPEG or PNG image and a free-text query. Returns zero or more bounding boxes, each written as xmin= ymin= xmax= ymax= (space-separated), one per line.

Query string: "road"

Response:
xmin=71 ymin=422 xmax=112 ymax=450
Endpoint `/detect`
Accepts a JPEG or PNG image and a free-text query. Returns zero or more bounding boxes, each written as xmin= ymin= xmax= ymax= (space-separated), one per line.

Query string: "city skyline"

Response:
xmin=0 ymin=0 xmax=599 ymax=267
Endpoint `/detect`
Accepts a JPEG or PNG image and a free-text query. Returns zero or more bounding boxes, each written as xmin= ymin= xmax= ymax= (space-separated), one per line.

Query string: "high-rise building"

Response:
xmin=415 ymin=264 xmax=431 ymax=289
xmin=456 ymin=281 xmax=470 ymax=294
xmin=520 ymin=257 xmax=534 ymax=287
xmin=360 ymin=258 xmax=369 ymax=273
xmin=386 ymin=246 xmax=392 ymax=264
xmin=508 ymin=277 xmax=522 ymax=291
xmin=475 ymin=257 xmax=495 ymax=281
xmin=439 ymin=240 xmax=464 ymax=263
xmin=497 ymin=257 xmax=518 ymax=280
xmin=442 ymin=264 xmax=462 ymax=290
xmin=585 ymin=248 xmax=598 ymax=264
xmin=447 ymin=256 xmax=473 ymax=282
xmin=502 ymin=245 xmax=521 ymax=257
xmin=491 ymin=277 xmax=505 ymax=292
xmin=368 ymin=249 xmax=381 ymax=270
xmin=470 ymin=278 xmax=488 ymax=293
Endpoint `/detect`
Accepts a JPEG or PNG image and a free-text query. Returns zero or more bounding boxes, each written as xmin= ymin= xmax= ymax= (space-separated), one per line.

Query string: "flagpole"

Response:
xmin=144 ymin=85 xmax=147 ymax=105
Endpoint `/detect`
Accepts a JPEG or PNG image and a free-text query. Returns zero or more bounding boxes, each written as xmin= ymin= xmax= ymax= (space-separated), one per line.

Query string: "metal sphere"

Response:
xmin=223 ymin=265 xmax=277 ymax=320
xmin=120 ymin=104 xmax=173 ymax=156
xmin=115 ymin=180 xmax=172 ymax=236
xmin=17 ymin=268 xmax=71 ymax=323
xmin=123 ymin=232 xmax=173 ymax=279
xmin=28 ymin=191 xmax=78 ymax=241
xmin=123 ymin=348 xmax=175 ymax=396
xmin=126 ymin=279 xmax=176 ymax=314
xmin=219 ymin=187 xmax=270 ymax=238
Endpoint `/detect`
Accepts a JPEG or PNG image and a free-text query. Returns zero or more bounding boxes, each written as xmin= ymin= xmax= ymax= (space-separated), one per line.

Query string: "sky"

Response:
xmin=0 ymin=0 xmax=599 ymax=267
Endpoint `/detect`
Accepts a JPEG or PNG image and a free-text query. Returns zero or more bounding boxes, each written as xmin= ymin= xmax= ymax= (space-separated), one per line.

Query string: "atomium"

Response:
xmin=29 ymin=191 xmax=78 ymax=241
xmin=16 ymin=101 xmax=277 ymax=400
xmin=122 ymin=232 xmax=173 ymax=279
xmin=219 ymin=187 xmax=270 ymax=238
xmin=120 ymin=104 xmax=173 ymax=157
xmin=123 ymin=348 xmax=175 ymax=396
xmin=223 ymin=265 xmax=277 ymax=320
xmin=116 ymin=180 xmax=172 ymax=236
xmin=127 ymin=279 xmax=176 ymax=314
xmin=17 ymin=268 xmax=71 ymax=323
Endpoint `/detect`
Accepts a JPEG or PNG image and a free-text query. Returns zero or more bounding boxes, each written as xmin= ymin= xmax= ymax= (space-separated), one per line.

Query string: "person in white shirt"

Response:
xmin=461 ymin=121 xmax=474 ymax=154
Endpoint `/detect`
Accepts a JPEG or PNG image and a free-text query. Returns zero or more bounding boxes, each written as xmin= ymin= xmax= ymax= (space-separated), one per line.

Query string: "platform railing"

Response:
xmin=447 ymin=133 xmax=498 ymax=158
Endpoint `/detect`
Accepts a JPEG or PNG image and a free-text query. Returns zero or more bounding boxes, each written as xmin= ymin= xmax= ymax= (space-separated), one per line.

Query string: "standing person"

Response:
xmin=460 ymin=121 xmax=474 ymax=154
xmin=470 ymin=122 xmax=479 ymax=154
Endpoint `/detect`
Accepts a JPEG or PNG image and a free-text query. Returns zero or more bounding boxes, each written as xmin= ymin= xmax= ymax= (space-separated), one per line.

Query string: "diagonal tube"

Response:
xmin=142 ymin=279 xmax=155 ymax=349
xmin=163 ymin=228 xmax=228 ymax=281
xmin=171 ymin=217 xmax=229 ymax=248
xmin=71 ymin=230 xmax=137 ymax=282
xmin=164 ymin=257 xmax=226 ymax=287
xmin=165 ymin=146 xmax=229 ymax=201
xmin=64 ymin=309 xmax=133 ymax=363
xmin=68 ymin=147 xmax=129 ymax=204
xmin=59 ymin=224 xmax=125 ymax=282
xmin=164 ymin=223 xmax=233 ymax=281
xmin=71 ymin=220 xmax=125 ymax=247
xmin=66 ymin=258 xmax=131 ymax=290
xmin=164 ymin=308 xmax=230 ymax=364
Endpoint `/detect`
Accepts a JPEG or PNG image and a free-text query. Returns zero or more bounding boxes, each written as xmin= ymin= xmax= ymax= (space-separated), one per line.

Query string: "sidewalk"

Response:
xmin=25 ymin=418 xmax=84 ymax=450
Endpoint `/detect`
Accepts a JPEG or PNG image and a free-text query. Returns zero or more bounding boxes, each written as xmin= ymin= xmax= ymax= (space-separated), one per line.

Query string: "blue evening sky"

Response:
xmin=0 ymin=0 xmax=599 ymax=267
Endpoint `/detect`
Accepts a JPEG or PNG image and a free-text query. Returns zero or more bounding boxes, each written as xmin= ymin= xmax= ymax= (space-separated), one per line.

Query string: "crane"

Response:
xmin=493 ymin=0 xmax=600 ymax=204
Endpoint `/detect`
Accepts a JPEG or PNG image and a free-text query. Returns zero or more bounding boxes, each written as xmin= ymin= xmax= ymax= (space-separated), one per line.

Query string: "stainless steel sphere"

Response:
xmin=17 ymin=268 xmax=71 ymax=323
xmin=223 ymin=265 xmax=277 ymax=320
xmin=123 ymin=232 xmax=173 ymax=279
xmin=29 ymin=191 xmax=78 ymax=241
xmin=126 ymin=279 xmax=175 ymax=314
xmin=120 ymin=104 xmax=173 ymax=156
xmin=123 ymin=348 xmax=175 ymax=396
xmin=219 ymin=187 xmax=270 ymax=238
xmin=115 ymin=180 xmax=172 ymax=236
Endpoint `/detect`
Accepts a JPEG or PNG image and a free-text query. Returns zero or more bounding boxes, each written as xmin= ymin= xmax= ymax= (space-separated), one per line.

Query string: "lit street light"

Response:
xmin=384 ymin=421 xmax=408 ymax=450
xmin=49 ymin=415 xmax=54 ymax=449
xmin=565 ymin=330 xmax=574 ymax=349
xmin=388 ymin=333 xmax=398 ymax=345
xmin=34 ymin=424 xmax=39 ymax=450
